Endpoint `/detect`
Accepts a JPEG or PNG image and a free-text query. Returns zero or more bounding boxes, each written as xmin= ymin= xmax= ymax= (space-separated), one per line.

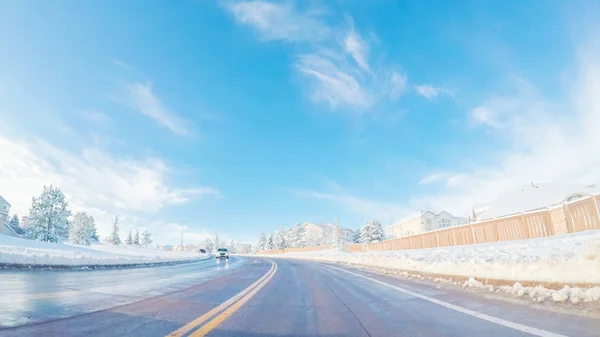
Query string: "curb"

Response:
xmin=0 ymin=255 xmax=212 ymax=271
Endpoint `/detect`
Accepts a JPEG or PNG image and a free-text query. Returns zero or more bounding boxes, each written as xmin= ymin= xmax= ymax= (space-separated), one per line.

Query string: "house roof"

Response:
xmin=390 ymin=210 xmax=462 ymax=228
xmin=0 ymin=195 xmax=10 ymax=206
xmin=474 ymin=183 xmax=600 ymax=221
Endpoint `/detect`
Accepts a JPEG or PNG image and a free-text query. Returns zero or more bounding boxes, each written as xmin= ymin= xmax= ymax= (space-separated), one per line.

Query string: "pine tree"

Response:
xmin=275 ymin=227 xmax=287 ymax=249
xmin=255 ymin=233 xmax=267 ymax=252
xmin=359 ymin=220 xmax=385 ymax=244
xmin=352 ymin=229 xmax=361 ymax=243
xmin=369 ymin=220 xmax=386 ymax=243
xmin=69 ymin=212 xmax=97 ymax=246
xmin=110 ymin=218 xmax=121 ymax=245
xmin=202 ymin=238 xmax=214 ymax=253
xmin=134 ymin=228 xmax=140 ymax=245
xmin=284 ymin=227 xmax=295 ymax=248
xmin=26 ymin=185 xmax=72 ymax=242
xmin=267 ymin=233 xmax=274 ymax=249
xmin=125 ymin=229 xmax=133 ymax=245
xmin=227 ymin=240 xmax=236 ymax=254
xmin=359 ymin=221 xmax=371 ymax=244
xmin=9 ymin=214 xmax=19 ymax=228
xmin=141 ymin=230 xmax=153 ymax=247
xmin=296 ymin=223 xmax=306 ymax=247
xmin=332 ymin=222 xmax=346 ymax=251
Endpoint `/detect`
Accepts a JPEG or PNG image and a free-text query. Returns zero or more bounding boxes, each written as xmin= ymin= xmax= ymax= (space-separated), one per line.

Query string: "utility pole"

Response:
xmin=181 ymin=220 xmax=186 ymax=251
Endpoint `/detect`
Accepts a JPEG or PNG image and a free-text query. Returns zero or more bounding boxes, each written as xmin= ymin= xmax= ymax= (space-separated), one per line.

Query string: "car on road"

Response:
xmin=216 ymin=248 xmax=229 ymax=259
xmin=199 ymin=248 xmax=206 ymax=254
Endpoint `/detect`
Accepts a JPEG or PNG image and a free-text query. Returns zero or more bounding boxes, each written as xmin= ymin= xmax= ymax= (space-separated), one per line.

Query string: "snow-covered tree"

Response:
xmin=141 ymin=230 xmax=153 ymax=247
xmin=227 ymin=240 xmax=236 ymax=254
xmin=125 ymin=229 xmax=133 ymax=245
xmin=332 ymin=222 xmax=346 ymax=251
xmin=255 ymin=233 xmax=267 ymax=252
xmin=9 ymin=214 xmax=19 ymax=228
xmin=352 ymin=229 xmax=361 ymax=243
xmin=296 ymin=223 xmax=306 ymax=247
xmin=26 ymin=185 xmax=72 ymax=242
xmin=359 ymin=220 xmax=385 ymax=244
xmin=109 ymin=218 xmax=121 ymax=245
xmin=267 ymin=233 xmax=274 ymax=250
xmin=202 ymin=238 xmax=214 ymax=253
xmin=134 ymin=228 xmax=140 ymax=245
xmin=284 ymin=227 xmax=294 ymax=247
xmin=274 ymin=227 xmax=287 ymax=249
xmin=214 ymin=235 xmax=220 ymax=249
xmin=69 ymin=212 xmax=98 ymax=245
xmin=285 ymin=223 xmax=304 ymax=248
xmin=369 ymin=220 xmax=386 ymax=243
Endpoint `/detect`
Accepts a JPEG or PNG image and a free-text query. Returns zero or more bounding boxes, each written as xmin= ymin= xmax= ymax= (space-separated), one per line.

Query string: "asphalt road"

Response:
xmin=0 ymin=257 xmax=598 ymax=337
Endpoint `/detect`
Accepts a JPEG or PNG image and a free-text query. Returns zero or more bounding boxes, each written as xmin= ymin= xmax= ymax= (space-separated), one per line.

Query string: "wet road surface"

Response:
xmin=1 ymin=257 xmax=599 ymax=336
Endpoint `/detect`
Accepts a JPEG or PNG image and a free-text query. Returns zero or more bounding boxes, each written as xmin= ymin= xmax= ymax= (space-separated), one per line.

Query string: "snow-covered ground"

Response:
xmin=263 ymin=230 xmax=600 ymax=304
xmin=0 ymin=234 xmax=209 ymax=267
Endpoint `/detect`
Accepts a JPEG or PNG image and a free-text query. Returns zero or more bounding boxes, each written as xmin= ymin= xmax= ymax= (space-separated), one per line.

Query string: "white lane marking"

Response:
xmin=318 ymin=263 xmax=568 ymax=337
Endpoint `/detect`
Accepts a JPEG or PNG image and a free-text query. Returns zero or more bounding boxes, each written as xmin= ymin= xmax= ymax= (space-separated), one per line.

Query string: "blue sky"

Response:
xmin=1 ymin=1 xmax=600 ymax=245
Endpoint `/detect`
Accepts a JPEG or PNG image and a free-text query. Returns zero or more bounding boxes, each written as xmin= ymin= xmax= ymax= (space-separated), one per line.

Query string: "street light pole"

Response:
xmin=181 ymin=220 xmax=186 ymax=251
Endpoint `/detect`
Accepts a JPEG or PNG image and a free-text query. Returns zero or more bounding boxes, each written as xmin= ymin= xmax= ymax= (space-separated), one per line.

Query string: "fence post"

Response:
xmin=434 ymin=230 xmax=439 ymax=247
xmin=469 ymin=223 xmax=477 ymax=244
xmin=408 ymin=236 xmax=412 ymax=249
xmin=400 ymin=237 xmax=403 ymax=250
xmin=521 ymin=213 xmax=531 ymax=238
xmin=420 ymin=233 xmax=425 ymax=248
xmin=563 ymin=203 xmax=572 ymax=233
xmin=492 ymin=218 xmax=499 ymax=241
xmin=591 ymin=195 xmax=600 ymax=229
xmin=450 ymin=226 xmax=456 ymax=245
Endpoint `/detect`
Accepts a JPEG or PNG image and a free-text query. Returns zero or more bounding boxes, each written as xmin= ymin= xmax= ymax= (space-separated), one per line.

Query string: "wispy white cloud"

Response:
xmin=295 ymin=189 xmax=409 ymax=222
xmin=127 ymin=82 xmax=190 ymax=136
xmin=226 ymin=1 xmax=406 ymax=111
xmin=0 ymin=134 xmax=221 ymax=237
xmin=111 ymin=58 xmax=135 ymax=71
xmin=418 ymin=173 xmax=446 ymax=185
xmin=411 ymin=38 xmax=600 ymax=215
xmin=226 ymin=1 xmax=330 ymax=42
xmin=344 ymin=29 xmax=371 ymax=73
xmin=79 ymin=110 xmax=111 ymax=126
xmin=388 ymin=71 xmax=408 ymax=101
xmin=414 ymin=84 xmax=454 ymax=100
xmin=296 ymin=52 xmax=369 ymax=109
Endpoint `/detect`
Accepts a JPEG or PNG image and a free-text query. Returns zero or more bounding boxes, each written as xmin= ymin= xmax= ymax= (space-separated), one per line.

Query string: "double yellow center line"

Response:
xmin=167 ymin=260 xmax=278 ymax=337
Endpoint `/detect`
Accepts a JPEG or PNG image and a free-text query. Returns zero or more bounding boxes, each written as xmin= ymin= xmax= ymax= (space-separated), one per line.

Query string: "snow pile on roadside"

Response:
xmin=264 ymin=231 xmax=600 ymax=303
xmin=461 ymin=276 xmax=600 ymax=304
xmin=276 ymin=230 xmax=600 ymax=285
xmin=0 ymin=234 xmax=208 ymax=267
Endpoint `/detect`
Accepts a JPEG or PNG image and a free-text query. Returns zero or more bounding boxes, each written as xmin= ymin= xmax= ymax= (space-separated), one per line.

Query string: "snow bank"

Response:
xmin=274 ymin=230 xmax=600 ymax=285
xmin=0 ymin=234 xmax=208 ymax=267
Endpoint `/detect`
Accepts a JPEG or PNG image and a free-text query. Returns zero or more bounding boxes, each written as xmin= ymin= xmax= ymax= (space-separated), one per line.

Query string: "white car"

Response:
xmin=216 ymin=247 xmax=229 ymax=259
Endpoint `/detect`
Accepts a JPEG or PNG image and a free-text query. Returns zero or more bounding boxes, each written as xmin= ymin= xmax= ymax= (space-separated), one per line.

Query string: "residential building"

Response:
xmin=472 ymin=183 xmax=600 ymax=221
xmin=21 ymin=216 xmax=30 ymax=229
xmin=303 ymin=222 xmax=354 ymax=245
xmin=0 ymin=195 xmax=10 ymax=225
xmin=386 ymin=211 xmax=467 ymax=238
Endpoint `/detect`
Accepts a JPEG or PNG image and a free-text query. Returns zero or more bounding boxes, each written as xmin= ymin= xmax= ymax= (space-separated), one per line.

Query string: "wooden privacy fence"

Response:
xmin=259 ymin=195 xmax=600 ymax=255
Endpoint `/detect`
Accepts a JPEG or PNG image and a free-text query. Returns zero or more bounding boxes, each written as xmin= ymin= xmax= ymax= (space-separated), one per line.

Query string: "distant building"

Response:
xmin=0 ymin=195 xmax=10 ymax=225
xmin=472 ymin=183 xmax=600 ymax=221
xmin=0 ymin=195 xmax=18 ymax=237
xmin=387 ymin=211 xmax=467 ymax=238
xmin=303 ymin=222 xmax=353 ymax=245
xmin=21 ymin=216 xmax=30 ymax=229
